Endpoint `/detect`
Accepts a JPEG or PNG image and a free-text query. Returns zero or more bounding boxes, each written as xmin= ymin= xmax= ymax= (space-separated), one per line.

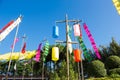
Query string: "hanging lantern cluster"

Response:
xmin=43 ymin=41 xmax=49 ymax=61
xmin=73 ymin=49 xmax=82 ymax=62
xmin=52 ymin=26 xmax=59 ymax=38
xmin=73 ymin=24 xmax=82 ymax=37
xmin=52 ymin=47 xmax=59 ymax=61
xmin=83 ymin=23 xmax=101 ymax=59
xmin=78 ymin=37 xmax=93 ymax=61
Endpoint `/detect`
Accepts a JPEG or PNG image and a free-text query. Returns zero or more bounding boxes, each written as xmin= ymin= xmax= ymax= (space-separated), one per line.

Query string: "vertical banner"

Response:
xmin=0 ymin=16 xmax=22 ymax=41
xmin=83 ymin=23 xmax=101 ymax=59
xmin=78 ymin=37 xmax=93 ymax=61
xmin=35 ymin=43 xmax=42 ymax=62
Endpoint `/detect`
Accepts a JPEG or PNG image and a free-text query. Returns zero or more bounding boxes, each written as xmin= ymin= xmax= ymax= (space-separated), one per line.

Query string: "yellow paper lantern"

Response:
xmin=52 ymin=47 xmax=59 ymax=61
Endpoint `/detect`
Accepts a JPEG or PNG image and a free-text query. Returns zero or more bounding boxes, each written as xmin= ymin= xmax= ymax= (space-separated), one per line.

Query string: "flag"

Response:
xmin=112 ymin=0 xmax=120 ymax=15
xmin=0 ymin=16 xmax=22 ymax=41
xmin=0 ymin=20 xmax=14 ymax=33
xmin=35 ymin=43 xmax=42 ymax=62
xmin=21 ymin=42 xmax=26 ymax=54
xmin=11 ymin=38 xmax=19 ymax=49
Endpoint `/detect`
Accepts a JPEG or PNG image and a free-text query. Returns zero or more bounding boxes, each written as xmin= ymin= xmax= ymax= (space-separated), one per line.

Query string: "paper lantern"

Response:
xmin=52 ymin=26 xmax=59 ymax=38
xmin=73 ymin=24 xmax=82 ymax=37
xmin=52 ymin=47 xmax=59 ymax=61
xmin=73 ymin=49 xmax=82 ymax=62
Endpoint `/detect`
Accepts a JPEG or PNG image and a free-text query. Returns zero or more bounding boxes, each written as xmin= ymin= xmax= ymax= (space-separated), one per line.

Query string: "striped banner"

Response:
xmin=0 ymin=16 xmax=22 ymax=41
xmin=83 ymin=23 xmax=101 ymax=59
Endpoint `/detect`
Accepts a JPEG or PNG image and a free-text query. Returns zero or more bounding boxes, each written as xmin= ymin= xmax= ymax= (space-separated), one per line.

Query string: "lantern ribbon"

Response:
xmin=83 ymin=23 xmax=101 ymax=59
xmin=78 ymin=37 xmax=93 ymax=61
xmin=43 ymin=41 xmax=49 ymax=61
xmin=35 ymin=43 xmax=42 ymax=62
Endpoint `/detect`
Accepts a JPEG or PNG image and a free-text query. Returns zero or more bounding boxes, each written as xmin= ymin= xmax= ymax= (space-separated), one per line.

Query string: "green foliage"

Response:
xmin=109 ymin=68 xmax=120 ymax=75
xmin=109 ymin=74 xmax=120 ymax=78
xmin=108 ymin=38 xmax=120 ymax=56
xmin=105 ymin=55 xmax=120 ymax=69
xmin=49 ymin=72 xmax=60 ymax=80
xmin=87 ymin=60 xmax=107 ymax=77
xmin=88 ymin=77 xmax=120 ymax=80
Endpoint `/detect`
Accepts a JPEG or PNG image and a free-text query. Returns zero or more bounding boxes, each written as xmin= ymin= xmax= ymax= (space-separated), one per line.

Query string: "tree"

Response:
xmin=105 ymin=55 xmax=120 ymax=70
xmin=87 ymin=60 xmax=107 ymax=77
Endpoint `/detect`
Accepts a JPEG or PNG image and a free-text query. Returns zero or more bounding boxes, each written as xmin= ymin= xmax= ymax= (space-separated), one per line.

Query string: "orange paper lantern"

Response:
xmin=73 ymin=49 xmax=82 ymax=62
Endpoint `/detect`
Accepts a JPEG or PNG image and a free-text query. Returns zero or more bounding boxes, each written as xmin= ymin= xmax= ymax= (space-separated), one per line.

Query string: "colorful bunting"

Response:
xmin=83 ymin=23 xmax=101 ymax=59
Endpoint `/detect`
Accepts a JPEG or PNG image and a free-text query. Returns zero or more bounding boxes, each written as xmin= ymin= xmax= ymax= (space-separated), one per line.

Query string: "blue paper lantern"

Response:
xmin=52 ymin=26 xmax=59 ymax=38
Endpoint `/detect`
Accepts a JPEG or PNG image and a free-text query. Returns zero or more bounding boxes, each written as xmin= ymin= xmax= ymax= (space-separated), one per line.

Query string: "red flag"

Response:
xmin=21 ymin=42 xmax=26 ymax=54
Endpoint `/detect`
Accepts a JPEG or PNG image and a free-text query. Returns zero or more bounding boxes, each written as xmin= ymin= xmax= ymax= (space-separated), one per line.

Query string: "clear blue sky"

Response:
xmin=0 ymin=0 xmax=120 ymax=54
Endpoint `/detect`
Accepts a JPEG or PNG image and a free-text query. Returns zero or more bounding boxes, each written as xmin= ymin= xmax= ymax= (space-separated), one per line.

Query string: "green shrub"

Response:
xmin=109 ymin=68 xmax=120 ymax=75
xmin=87 ymin=60 xmax=107 ymax=77
xmin=105 ymin=55 xmax=120 ymax=69
xmin=109 ymin=74 xmax=120 ymax=78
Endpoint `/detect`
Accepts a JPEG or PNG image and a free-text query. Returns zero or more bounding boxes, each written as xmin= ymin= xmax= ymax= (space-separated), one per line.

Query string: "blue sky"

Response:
xmin=0 ymin=0 xmax=120 ymax=54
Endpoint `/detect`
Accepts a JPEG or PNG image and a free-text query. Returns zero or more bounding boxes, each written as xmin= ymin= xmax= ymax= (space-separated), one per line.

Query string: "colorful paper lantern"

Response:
xmin=73 ymin=24 xmax=82 ymax=37
xmin=52 ymin=47 xmax=59 ymax=61
xmin=52 ymin=26 xmax=59 ymax=38
xmin=73 ymin=49 xmax=82 ymax=62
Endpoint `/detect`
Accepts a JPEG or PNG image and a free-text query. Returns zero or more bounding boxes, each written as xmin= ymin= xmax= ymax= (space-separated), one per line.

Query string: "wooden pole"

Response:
xmin=6 ymin=25 xmax=19 ymax=80
xmin=13 ymin=34 xmax=26 ymax=80
xmin=55 ymin=15 xmax=81 ymax=80
xmin=81 ymin=59 xmax=84 ymax=80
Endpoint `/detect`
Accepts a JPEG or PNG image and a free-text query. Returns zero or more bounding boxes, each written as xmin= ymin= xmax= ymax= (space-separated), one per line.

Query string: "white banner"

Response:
xmin=0 ymin=16 xmax=22 ymax=41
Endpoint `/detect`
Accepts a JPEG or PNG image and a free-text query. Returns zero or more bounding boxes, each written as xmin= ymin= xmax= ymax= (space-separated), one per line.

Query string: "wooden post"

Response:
xmin=6 ymin=25 xmax=19 ymax=80
xmin=55 ymin=14 xmax=81 ymax=80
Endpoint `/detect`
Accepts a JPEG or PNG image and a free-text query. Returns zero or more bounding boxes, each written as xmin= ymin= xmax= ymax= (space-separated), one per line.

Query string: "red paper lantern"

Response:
xmin=73 ymin=49 xmax=82 ymax=62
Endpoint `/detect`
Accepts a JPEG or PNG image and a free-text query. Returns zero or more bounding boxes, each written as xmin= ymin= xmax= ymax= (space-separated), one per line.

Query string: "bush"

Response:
xmin=87 ymin=60 xmax=107 ymax=77
xmin=109 ymin=74 xmax=120 ymax=78
xmin=109 ymin=68 xmax=120 ymax=75
xmin=105 ymin=55 xmax=120 ymax=69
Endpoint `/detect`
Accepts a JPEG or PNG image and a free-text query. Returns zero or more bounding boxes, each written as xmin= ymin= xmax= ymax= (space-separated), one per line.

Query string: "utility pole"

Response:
xmin=55 ymin=14 xmax=81 ymax=80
